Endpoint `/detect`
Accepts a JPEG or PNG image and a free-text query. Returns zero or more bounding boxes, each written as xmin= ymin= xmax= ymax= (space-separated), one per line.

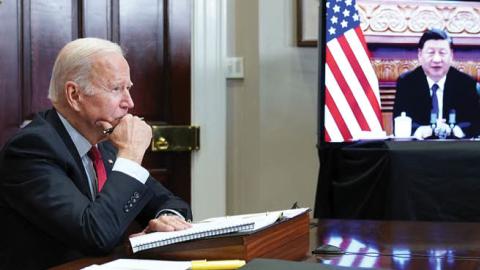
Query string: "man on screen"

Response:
xmin=0 ymin=38 xmax=192 ymax=269
xmin=393 ymin=28 xmax=480 ymax=139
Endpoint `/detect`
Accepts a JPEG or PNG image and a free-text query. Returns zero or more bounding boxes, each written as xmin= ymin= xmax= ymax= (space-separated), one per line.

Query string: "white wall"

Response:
xmin=226 ymin=0 xmax=262 ymax=214
xmin=226 ymin=0 xmax=319 ymax=214
xmin=191 ymin=0 xmax=318 ymax=218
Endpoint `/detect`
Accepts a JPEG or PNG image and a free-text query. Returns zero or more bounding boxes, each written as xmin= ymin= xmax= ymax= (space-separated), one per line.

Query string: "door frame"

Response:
xmin=191 ymin=0 xmax=227 ymax=220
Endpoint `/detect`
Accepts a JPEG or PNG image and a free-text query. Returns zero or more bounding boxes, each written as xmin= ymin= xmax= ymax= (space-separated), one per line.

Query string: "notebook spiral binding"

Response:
xmin=132 ymin=221 xmax=255 ymax=253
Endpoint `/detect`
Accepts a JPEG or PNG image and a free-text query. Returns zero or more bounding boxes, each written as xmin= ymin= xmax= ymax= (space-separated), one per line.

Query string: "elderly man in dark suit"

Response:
xmin=393 ymin=28 xmax=480 ymax=139
xmin=0 ymin=38 xmax=192 ymax=269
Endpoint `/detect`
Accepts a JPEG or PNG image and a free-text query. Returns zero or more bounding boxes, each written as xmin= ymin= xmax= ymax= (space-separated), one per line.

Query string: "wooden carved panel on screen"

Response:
xmin=357 ymin=0 xmax=480 ymax=134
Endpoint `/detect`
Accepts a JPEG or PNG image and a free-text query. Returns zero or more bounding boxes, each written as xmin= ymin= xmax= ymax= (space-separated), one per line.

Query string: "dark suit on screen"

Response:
xmin=393 ymin=66 xmax=480 ymax=137
xmin=0 ymin=109 xmax=192 ymax=269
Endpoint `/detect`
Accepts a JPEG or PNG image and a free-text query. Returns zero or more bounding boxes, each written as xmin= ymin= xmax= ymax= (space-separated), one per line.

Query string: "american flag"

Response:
xmin=323 ymin=0 xmax=384 ymax=142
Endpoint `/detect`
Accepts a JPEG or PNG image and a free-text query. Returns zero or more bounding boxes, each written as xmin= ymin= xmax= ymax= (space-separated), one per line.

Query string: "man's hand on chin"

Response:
xmin=129 ymin=215 xmax=192 ymax=238
xmin=96 ymin=114 xmax=152 ymax=164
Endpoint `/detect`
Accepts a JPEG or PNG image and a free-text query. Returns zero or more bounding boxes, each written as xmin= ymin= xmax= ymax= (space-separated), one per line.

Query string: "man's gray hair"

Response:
xmin=48 ymin=38 xmax=124 ymax=103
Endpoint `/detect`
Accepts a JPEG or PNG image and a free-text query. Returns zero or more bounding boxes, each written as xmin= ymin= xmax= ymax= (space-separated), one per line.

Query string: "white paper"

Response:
xmin=81 ymin=259 xmax=191 ymax=270
xmin=200 ymin=207 xmax=310 ymax=231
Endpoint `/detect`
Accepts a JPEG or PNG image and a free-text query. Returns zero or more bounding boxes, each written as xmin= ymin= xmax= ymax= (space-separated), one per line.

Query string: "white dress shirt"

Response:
xmin=426 ymin=76 xmax=446 ymax=120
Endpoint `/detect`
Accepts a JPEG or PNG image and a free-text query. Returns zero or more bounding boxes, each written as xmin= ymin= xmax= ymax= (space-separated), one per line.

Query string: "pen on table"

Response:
xmin=102 ymin=117 xmax=144 ymax=135
xmin=190 ymin=259 xmax=246 ymax=270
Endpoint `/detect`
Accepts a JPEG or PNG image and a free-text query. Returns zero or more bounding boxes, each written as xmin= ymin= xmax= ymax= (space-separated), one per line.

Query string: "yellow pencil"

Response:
xmin=191 ymin=259 xmax=246 ymax=270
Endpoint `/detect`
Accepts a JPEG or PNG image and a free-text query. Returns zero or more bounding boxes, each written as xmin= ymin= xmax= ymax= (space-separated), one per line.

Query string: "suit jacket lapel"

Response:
xmin=416 ymin=67 xmax=433 ymax=118
xmin=43 ymin=109 xmax=94 ymax=200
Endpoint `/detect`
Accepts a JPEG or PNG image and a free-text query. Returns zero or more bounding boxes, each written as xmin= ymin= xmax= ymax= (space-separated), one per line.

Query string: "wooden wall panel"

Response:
xmin=118 ymin=0 xmax=165 ymax=120
xmin=168 ymin=0 xmax=191 ymax=125
xmin=82 ymin=0 xmax=111 ymax=39
xmin=25 ymin=0 xmax=77 ymax=117
xmin=164 ymin=0 xmax=191 ymax=202
xmin=0 ymin=0 xmax=22 ymax=144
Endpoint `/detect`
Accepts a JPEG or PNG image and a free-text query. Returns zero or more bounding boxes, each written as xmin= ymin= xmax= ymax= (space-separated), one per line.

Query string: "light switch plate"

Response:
xmin=225 ymin=57 xmax=244 ymax=79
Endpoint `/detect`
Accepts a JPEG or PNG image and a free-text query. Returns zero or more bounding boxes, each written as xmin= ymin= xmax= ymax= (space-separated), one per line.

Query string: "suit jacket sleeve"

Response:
xmin=0 ymin=128 xmax=173 ymax=256
xmin=99 ymin=142 xmax=193 ymax=224
xmin=443 ymin=69 xmax=480 ymax=137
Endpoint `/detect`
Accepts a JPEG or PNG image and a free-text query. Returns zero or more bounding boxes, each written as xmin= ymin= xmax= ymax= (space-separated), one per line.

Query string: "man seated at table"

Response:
xmin=393 ymin=28 xmax=480 ymax=139
xmin=0 ymin=38 xmax=192 ymax=269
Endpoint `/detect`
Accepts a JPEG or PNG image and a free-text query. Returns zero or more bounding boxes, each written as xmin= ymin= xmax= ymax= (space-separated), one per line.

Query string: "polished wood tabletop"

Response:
xmin=52 ymin=219 xmax=480 ymax=269
xmin=310 ymin=219 xmax=480 ymax=269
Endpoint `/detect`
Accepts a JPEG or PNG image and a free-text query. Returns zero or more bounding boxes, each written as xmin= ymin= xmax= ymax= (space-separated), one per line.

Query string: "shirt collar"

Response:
xmin=57 ymin=112 xmax=92 ymax=158
xmin=426 ymin=75 xmax=447 ymax=92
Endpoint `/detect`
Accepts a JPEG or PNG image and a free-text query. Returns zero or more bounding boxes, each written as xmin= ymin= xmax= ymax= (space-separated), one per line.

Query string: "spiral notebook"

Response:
xmin=129 ymin=219 xmax=255 ymax=253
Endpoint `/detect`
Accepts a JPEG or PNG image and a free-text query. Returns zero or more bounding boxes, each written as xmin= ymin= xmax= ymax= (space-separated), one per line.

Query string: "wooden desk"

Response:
xmin=310 ymin=219 xmax=480 ymax=269
xmin=51 ymin=219 xmax=480 ymax=269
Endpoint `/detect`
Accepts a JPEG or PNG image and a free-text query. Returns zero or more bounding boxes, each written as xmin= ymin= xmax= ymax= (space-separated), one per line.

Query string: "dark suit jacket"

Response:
xmin=0 ymin=109 xmax=192 ymax=269
xmin=393 ymin=66 xmax=480 ymax=137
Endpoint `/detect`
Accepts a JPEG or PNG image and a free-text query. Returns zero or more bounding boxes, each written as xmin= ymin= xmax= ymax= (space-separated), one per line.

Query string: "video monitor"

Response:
xmin=318 ymin=0 xmax=480 ymax=144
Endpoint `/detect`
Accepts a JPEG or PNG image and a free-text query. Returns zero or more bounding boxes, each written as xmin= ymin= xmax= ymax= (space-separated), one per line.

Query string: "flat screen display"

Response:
xmin=318 ymin=0 xmax=480 ymax=144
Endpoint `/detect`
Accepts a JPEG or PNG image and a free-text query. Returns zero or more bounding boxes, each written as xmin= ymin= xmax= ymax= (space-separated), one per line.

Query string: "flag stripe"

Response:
xmin=329 ymin=36 xmax=378 ymax=131
xmin=325 ymin=65 xmax=362 ymax=138
xmin=328 ymin=38 xmax=380 ymax=131
xmin=355 ymin=27 xmax=371 ymax=58
xmin=326 ymin=46 xmax=369 ymax=130
xmin=339 ymin=31 xmax=383 ymax=125
xmin=346 ymin=30 xmax=381 ymax=102
xmin=324 ymin=106 xmax=343 ymax=142
xmin=325 ymin=88 xmax=352 ymax=139
xmin=324 ymin=129 xmax=331 ymax=142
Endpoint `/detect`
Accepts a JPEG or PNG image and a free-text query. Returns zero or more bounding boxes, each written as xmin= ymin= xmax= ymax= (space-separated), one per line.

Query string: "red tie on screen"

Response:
xmin=88 ymin=146 xmax=107 ymax=192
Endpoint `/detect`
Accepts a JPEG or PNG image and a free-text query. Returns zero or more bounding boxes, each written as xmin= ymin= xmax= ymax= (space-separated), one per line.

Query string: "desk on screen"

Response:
xmin=314 ymin=140 xmax=480 ymax=221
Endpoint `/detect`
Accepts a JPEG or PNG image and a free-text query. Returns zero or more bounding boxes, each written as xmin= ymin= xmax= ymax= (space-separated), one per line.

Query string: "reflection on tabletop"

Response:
xmin=312 ymin=220 xmax=480 ymax=270
xmin=316 ymin=236 xmax=460 ymax=269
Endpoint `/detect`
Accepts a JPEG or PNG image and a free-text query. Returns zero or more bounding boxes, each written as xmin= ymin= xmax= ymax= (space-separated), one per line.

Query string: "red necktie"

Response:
xmin=88 ymin=146 xmax=107 ymax=192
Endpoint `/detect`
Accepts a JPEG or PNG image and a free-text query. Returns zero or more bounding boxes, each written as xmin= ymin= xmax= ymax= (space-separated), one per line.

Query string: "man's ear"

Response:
xmin=65 ymin=81 xmax=82 ymax=111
